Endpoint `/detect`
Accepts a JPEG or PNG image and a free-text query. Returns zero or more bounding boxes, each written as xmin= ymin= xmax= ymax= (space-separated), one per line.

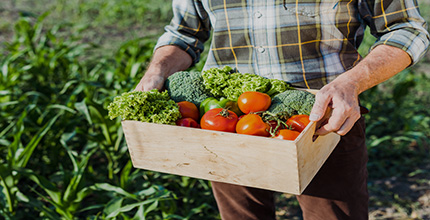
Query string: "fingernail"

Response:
xmin=309 ymin=114 xmax=319 ymax=121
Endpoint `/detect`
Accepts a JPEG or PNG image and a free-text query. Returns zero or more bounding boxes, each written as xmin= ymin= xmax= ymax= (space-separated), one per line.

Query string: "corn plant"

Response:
xmin=1 ymin=12 xmax=219 ymax=220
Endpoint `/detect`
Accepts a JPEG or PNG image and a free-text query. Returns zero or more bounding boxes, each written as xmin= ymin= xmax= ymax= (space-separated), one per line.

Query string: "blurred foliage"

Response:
xmin=0 ymin=0 xmax=429 ymax=219
xmin=0 ymin=13 xmax=218 ymax=219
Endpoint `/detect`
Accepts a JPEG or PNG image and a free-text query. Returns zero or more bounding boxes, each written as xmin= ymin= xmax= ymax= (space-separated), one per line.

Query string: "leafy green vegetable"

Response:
xmin=267 ymin=89 xmax=315 ymax=117
xmin=164 ymin=71 xmax=213 ymax=107
xmin=107 ymin=90 xmax=180 ymax=124
xmin=266 ymin=78 xmax=290 ymax=97
xmin=202 ymin=66 xmax=292 ymax=100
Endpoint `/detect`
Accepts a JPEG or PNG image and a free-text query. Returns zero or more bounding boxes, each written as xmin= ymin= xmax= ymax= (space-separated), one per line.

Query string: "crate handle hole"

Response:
xmin=312 ymin=135 xmax=319 ymax=142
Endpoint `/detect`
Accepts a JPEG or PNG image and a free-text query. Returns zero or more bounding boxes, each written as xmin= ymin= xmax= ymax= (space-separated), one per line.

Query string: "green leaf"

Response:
xmin=16 ymin=113 xmax=61 ymax=168
xmin=93 ymin=183 xmax=137 ymax=200
xmin=63 ymin=148 xmax=96 ymax=203
xmin=0 ymin=164 xmax=16 ymax=213
xmin=144 ymin=200 xmax=158 ymax=217
xmin=0 ymin=101 xmax=19 ymax=108
xmin=105 ymin=199 xmax=157 ymax=219
xmin=130 ymin=62 xmax=142 ymax=78
xmin=104 ymin=198 xmax=124 ymax=216
xmin=19 ymin=168 xmax=62 ymax=205
xmin=88 ymin=105 xmax=112 ymax=145
xmin=120 ymin=160 xmax=133 ymax=188
xmin=133 ymin=204 xmax=145 ymax=220
xmin=59 ymin=80 xmax=79 ymax=95
xmin=47 ymin=104 xmax=77 ymax=114
xmin=75 ymin=99 xmax=93 ymax=124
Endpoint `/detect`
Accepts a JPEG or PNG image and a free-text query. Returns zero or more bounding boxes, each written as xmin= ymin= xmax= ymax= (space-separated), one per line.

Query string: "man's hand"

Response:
xmin=309 ymin=45 xmax=412 ymax=136
xmin=135 ymin=72 xmax=166 ymax=91
xmin=134 ymin=45 xmax=192 ymax=92
xmin=310 ymin=77 xmax=361 ymax=136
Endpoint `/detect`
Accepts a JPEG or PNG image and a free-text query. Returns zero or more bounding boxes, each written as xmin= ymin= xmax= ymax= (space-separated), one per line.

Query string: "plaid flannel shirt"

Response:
xmin=155 ymin=0 xmax=429 ymax=89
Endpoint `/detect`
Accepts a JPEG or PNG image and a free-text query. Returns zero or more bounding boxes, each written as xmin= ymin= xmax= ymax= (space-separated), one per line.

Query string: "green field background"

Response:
xmin=1 ymin=1 xmax=429 ymax=219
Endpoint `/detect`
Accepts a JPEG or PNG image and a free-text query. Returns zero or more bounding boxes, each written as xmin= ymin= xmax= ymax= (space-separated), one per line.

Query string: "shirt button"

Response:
xmin=255 ymin=11 xmax=262 ymax=18
xmin=257 ymin=47 xmax=265 ymax=53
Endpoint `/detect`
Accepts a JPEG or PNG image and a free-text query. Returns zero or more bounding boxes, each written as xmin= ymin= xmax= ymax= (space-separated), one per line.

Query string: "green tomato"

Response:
xmin=199 ymin=97 xmax=243 ymax=118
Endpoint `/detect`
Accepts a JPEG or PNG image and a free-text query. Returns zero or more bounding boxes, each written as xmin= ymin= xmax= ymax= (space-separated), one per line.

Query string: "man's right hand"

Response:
xmin=134 ymin=45 xmax=193 ymax=92
xmin=135 ymin=72 xmax=166 ymax=91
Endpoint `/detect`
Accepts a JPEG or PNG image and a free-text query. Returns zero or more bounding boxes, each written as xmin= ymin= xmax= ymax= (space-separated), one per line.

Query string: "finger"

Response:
xmin=336 ymin=108 xmax=361 ymax=135
xmin=143 ymin=78 xmax=163 ymax=91
xmin=134 ymin=81 xmax=144 ymax=91
xmin=335 ymin=115 xmax=360 ymax=136
xmin=309 ymin=91 xmax=331 ymax=122
xmin=315 ymin=107 xmax=347 ymax=136
xmin=134 ymin=75 xmax=164 ymax=92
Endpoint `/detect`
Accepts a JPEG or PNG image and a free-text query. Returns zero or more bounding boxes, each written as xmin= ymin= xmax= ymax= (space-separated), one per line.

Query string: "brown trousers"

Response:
xmin=211 ymin=117 xmax=368 ymax=220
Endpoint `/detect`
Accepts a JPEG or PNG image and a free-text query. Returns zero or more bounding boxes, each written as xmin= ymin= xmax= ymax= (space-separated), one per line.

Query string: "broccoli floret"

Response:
xmin=165 ymin=71 xmax=213 ymax=106
xmin=267 ymin=89 xmax=315 ymax=117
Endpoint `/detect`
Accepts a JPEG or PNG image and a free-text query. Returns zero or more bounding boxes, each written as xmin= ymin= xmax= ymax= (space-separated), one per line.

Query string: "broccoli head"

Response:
xmin=267 ymin=89 xmax=315 ymax=118
xmin=164 ymin=71 xmax=213 ymax=106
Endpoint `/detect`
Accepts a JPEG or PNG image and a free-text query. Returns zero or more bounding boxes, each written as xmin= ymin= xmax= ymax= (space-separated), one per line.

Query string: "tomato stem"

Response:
xmin=217 ymin=108 xmax=232 ymax=118
xmin=259 ymin=111 xmax=294 ymax=137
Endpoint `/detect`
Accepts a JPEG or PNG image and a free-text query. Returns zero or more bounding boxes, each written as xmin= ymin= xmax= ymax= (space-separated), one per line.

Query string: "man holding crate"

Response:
xmin=135 ymin=0 xmax=429 ymax=219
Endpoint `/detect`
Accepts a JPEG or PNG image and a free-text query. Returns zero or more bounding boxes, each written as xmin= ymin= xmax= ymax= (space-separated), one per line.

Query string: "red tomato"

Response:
xmin=237 ymin=91 xmax=271 ymax=114
xmin=274 ymin=129 xmax=301 ymax=141
xmin=176 ymin=118 xmax=200 ymax=128
xmin=177 ymin=101 xmax=200 ymax=122
xmin=286 ymin=115 xmax=310 ymax=132
xmin=236 ymin=114 xmax=271 ymax=137
xmin=238 ymin=114 xmax=246 ymax=121
xmin=200 ymin=108 xmax=238 ymax=133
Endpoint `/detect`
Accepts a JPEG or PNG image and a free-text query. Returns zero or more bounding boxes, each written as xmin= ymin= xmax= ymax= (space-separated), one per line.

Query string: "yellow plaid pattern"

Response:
xmin=155 ymin=0 xmax=429 ymax=89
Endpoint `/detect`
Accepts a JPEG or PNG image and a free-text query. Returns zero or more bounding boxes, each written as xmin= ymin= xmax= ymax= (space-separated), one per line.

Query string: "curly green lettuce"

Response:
xmin=202 ymin=66 xmax=292 ymax=100
xmin=201 ymin=66 xmax=233 ymax=98
xmin=107 ymin=90 xmax=180 ymax=125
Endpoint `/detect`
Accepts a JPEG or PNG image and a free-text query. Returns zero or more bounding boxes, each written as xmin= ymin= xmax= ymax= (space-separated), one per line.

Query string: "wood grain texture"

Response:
xmin=121 ymin=87 xmax=340 ymax=194
xmin=122 ymin=121 xmax=301 ymax=194
xmin=122 ymin=119 xmax=340 ymax=194
xmin=295 ymin=122 xmax=341 ymax=192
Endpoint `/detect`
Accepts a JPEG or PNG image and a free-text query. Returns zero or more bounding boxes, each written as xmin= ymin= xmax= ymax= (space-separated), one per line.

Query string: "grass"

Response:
xmin=0 ymin=0 xmax=429 ymax=219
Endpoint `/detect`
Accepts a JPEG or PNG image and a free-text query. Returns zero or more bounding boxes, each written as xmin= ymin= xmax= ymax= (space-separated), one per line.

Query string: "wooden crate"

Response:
xmin=121 ymin=119 xmax=340 ymax=195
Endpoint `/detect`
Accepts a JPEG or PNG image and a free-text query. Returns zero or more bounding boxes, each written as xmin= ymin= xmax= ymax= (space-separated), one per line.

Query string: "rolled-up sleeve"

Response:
xmin=155 ymin=0 xmax=211 ymax=66
xmin=359 ymin=0 xmax=430 ymax=65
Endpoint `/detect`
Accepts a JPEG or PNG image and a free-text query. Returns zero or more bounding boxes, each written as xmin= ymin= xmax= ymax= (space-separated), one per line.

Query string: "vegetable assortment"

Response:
xmin=108 ymin=66 xmax=315 ymax=141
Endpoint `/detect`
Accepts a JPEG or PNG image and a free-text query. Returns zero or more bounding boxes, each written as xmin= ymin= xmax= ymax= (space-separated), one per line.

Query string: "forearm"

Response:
xmin=147 ymin=45 xmax=192 ymax=78
xmin=311 ymin=45 xmax=412 ymax=135
xmin=136 ymin=45 xmax=192 ymax=91
xmin=334 ymin=45 xmax=412 ymax=96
